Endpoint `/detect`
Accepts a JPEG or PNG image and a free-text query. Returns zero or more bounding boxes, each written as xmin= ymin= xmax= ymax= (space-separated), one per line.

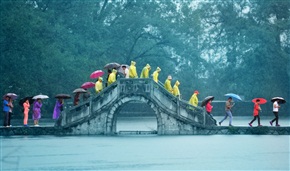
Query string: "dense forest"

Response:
xmin=1 ymin=0 xmax=289 ymax=115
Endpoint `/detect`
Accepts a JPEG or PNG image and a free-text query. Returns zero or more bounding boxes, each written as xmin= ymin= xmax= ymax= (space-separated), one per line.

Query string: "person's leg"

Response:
xmin=219 ymin=113 xmax=228 ymax=125
xmin=8 ymin=112 xmax=11 ymax=126
xmin=257 ymin=115 xmax=261 ymax=125
xmin=3 ymin=112 xmax=8 ymax=126
xmin=24 ymin=112 xmax=28 ymax=125
xmin=227 ymin=111 xmax=233 ymax=126
xmin=275 ymin=112 xmax=279 ymax=126
xmin=249 ymin=116 xmax=256 ymax=125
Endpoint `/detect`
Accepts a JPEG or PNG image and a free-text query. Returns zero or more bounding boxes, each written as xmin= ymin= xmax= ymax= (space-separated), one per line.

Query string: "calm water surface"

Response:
xmin=1 ymin=117 xmax=289 ymax=171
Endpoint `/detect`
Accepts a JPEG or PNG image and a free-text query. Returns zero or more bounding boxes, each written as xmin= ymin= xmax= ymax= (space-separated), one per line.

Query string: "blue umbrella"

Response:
xmin=224 ymin=93 xmax=242 ymax=102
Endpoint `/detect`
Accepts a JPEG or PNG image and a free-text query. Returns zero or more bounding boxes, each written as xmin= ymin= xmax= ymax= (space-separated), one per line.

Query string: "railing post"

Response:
xmin=203 ymin=107 xmax=206 ymax=126
xmin=177 ymin=98 xmax=180 ymax=116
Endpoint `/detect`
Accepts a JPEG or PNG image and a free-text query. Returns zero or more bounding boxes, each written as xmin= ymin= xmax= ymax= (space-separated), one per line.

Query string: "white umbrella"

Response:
xmin=33 ymin=94 xmax=49 ymax=99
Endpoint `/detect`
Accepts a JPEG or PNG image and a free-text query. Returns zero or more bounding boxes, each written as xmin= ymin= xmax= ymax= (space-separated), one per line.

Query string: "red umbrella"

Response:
xmin=81 ymin=82 xmax=95 ymax=89
xmin=252 ymin=98 xmax=267 ymax=104
xmin=90 ymin=70 xmax=104 ymax=79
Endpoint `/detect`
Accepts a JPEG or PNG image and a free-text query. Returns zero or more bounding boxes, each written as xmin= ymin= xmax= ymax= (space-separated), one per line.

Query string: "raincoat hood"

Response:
xmin=175 ymin=80 xmax=180 ymax=86
xmin=112 ymin=69 xmax=117 ymax=73
xmin=131 ymin=61 xmax=136 ymax=66
xmin=146 ymin=64 xmax=151 ymax=69
xmin=98 ymin=77 xmax=103 ymax=81
xmin=156 ymin=67 xmax=161 ymax=72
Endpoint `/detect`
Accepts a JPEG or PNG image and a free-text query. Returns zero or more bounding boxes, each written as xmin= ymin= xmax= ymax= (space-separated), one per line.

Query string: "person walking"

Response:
xmin=173 ymin=80 xmax=181 ymax=99
xmin=164 ymin=75 xmax=173 ymax=94
xmin=122 ymin=65 xmax=129 ymax=78
xmin=108 ymin=69 xmax=117 ymax=86
xmin=270 ymin=100 xmax=280 ymax=126
xmin=3 ymin=96 xmax=11 ymax=127
xmin=95 ymin=77 xmax=103 ymax=93
xmin=189 ymin=90 xmax=199 ymax=107
xmin=140 ymin=64 xmax=151 ymax=78
xmin=33 ymin=98 xmax=42 ymax=126
xmin=129 ymin=61 xmax=138 ymax=78
xmin=23 ymin=99 xmax=30 ymax=127
xmin=152 ymin=67 xmax=161 ymax=83
xmin=249 ymin=99 xmax=262 ymax=127
xmin=53 ymin=98 xmax=63 ymax=120
xmin=219 ymin=97 xmax=234 ymax=126
xmin=206 ymin=100 xmax=214 ymax=119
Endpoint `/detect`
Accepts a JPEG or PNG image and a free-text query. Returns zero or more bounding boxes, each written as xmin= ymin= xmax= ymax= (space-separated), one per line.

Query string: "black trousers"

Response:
xmin=3 ymin=111 xmax=10 ymax=126
xmin=250 ymin=115 xmax=260 ymax=125
xmin=271 ymin=112 xmax=279 ymax=125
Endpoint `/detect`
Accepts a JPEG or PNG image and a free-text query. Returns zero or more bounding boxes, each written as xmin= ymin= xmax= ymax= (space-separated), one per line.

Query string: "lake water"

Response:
xmin=1 ymin=117 xmax=290 ymax=171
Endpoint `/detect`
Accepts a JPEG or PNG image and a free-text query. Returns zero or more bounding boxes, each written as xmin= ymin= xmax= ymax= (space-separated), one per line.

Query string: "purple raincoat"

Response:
xmin=53 ymin=100 xmax=63 ymax=120
xmin=33 ymin=101 xmax=42 ymax=120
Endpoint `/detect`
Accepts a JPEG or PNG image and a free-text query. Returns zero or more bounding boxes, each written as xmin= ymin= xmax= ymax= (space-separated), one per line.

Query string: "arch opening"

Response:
xmin=115 ymin=101 xmax=158 ymax=133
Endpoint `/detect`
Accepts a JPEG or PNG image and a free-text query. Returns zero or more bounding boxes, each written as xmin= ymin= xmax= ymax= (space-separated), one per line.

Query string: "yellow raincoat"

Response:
xmin=108 ymin=69 xmax=117 ymax=86
xmin=164 ymin=77 xmax=173 ymax=94
xmin=152 ymin=67 xmax=161 ymax=83
xmin=189 ymin=93 xmax=199 ymax=107
xmin=140 ymin=64 xmax=151 ymax=78
xmin=95 ymin=77 xmax=103 ymax=93
xmin=129 ymin=61 xmax=138 ymax=78
xmin=173 ymin=80 xmax=180 ymax=97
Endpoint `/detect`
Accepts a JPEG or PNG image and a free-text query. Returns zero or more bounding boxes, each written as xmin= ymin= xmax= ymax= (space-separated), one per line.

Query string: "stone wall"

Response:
xmin=1 ymin=126 xmax=290 ymax=136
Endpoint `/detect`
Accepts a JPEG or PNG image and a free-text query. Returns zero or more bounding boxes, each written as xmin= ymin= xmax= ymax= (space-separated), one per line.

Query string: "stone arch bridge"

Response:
xmin=56 ymin=78 xmax=216 ymax=135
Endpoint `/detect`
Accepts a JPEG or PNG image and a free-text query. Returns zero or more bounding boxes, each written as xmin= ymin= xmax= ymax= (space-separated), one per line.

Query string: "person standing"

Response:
xmin=270 ymin=100 xmax=280 ymax=126
xmin=73 ymin=92 xmax=80 ymax=106
xmin=152 ymin=67 xmax=161 ymax=83
xmin=3 ymin=96 xmax=11 ymax=127
xmin=173 ymin=80 xmax=181 ymax=99
xmin=108 ymin=69 xmax=117 ymax=86
xmin=164 ymin=75 xmax=173 ymax=94
xmin=23 ymin=99 xmax=30 ymax=127
xmin=140 ymin=64 xmax=151 ymax=78
xmin=129 ymin=61 xmax=138 ymax=78
xmin=33 ymin=99 xmax=42 ymax=126
xmin=95 ymin=77 xmax=103 ymax=93
xmin=53 ymin=98 xmax=63 ymax=120
xmin=189 ymin=90 xmax=199 ymax=107
xmin=219 ymin=97 xmax=234 ymax=126
xmin=122 ymin=65 xmax=129 ymax=78
xmin=249 ymin=99 xmax=262 ymax=127
xmin=8 ymin=97 xmax=13 ymax=127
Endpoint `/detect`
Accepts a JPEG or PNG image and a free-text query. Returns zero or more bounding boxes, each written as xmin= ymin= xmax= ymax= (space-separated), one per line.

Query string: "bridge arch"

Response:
xmin=105 ymin=95 xmax=163 ymax=134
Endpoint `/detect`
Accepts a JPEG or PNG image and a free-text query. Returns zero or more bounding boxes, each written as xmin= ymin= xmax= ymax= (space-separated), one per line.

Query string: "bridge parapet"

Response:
xmin=57 ymin=78 xmax=216 ymax=135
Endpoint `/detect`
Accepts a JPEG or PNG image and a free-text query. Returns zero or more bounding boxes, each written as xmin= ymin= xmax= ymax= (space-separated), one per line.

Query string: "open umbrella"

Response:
xmin=33 ymin=94 xmax=49 ymax=99
xmin=271 ymin=97 xmax=286 ymax=104
xmin=55 ymin=94 xmax=71 ymax=99
xmin=18 ymin=96 xmax=34 ymax=106
xmin=201 ymin=96 xmax=214 ymax=107
xmin=90 ymin=70 xmax=104 ymax=79
xmin=81 ymin=82 xmax=95 ymax=89
xmin=224 ymin=93 xmax=242 ymax=102
xmin=73 ymin=88 xmax=87 ymax=93
xmin=3 ymin=93 xmax=18 ymax=100
xmin=252 ymin=98 xmax=267 ymax=104
xmin=104 ymin=62 xmax=120 ymax=69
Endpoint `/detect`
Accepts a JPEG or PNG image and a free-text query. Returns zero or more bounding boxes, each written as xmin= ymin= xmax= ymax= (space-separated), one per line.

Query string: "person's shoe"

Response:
xmin=24 ymin=124 xmax=29 ymax=127
xmin=218 ymin=122 xmax=221 ymax=126
xmin=269 ymin=121 xmax=273 ymax=126
xmin=258 ymin=124 xmax=263 ymax=127
xmin=34 ymin=124 xmax=39 ymax=127
xmin=229 ymin=124 xmax=233 ymax=127
xmin=248 ymin=123 xmax=252 ymax=127
xmin=276 ymin=124 xmax=280 ymax=127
